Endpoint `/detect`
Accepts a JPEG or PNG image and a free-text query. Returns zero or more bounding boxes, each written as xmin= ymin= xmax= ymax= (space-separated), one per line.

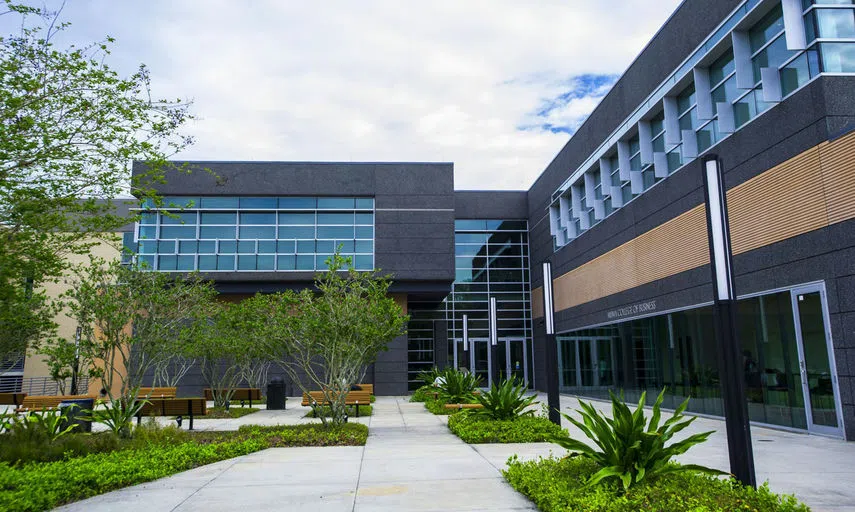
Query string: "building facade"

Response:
xmin=13 ymin=0 xmax=854 ymax=440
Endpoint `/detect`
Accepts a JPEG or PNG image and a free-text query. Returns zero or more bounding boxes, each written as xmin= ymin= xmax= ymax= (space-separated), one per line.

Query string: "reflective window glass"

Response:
xmin=177 ymin=255 xmax=195 ymax=271
xmin=749 ymin=5 xmax=784 ymax=52
xmin=279 ymin=213 xmax=315 ymax=225
xmin=296 ymin=255 xmax=314 ymax=270
xmin=316 ymin=240 xmax=335 ymax=253
xmin=355 ymin=213 xmax=373 ymax=225
xmin=709 ymin=49 xmax=735 ymax=86
xmin=257 ymin=255 xmax=275 ymax=270
xmin=198 ymin=241 xmax=216 ymax=254
xmin=814 ymin=8 xmax=855 ymax=38
xmin=355 ymin=226 xmax=373 ymax=239
xmin=219 ymin=240 xmax=237 ymax=253
xmin=239 ymin=197 xmax=278 ymax=209
xmin=217 ymin=255 xmax=235 ymax=270
xmin=200 ymin=226 xmax=235 ymax=239
xmin=317 ymin=197 xmax=355 ymax=209
xmin=239 ymin=226 xmax=276 ymax=239
xmin=179 ymin=241 xmax=197 ymax=254
xmin=238 ymin=241 xmax=256 ymax=254
xmin=240 ymin=213 xmax=276 ymax=225
xmin=140 ymin=213 xmax=157 ymax=225
xmin=277 ymin=240 xmax=296 ymax=253
xmin=278 ymin=226 xmax=315 ymax=239
xmin=201 ymin=212 xmax=236 ymax=224
xmin=277 ymin=255 xmax=295 ymax=270
xmin=821 ymin=42 xmax=855 ymax=72
xmin=158 ymin=240 xmax=176 ymax=253
xmin=279 ymin=197 xmax=316 ymax=209
xmin=160 ymin=226 xmax=196 ymax=239
xmin=355 ymin=240 xmax=373 ymax=253
xmin=355 ymin=198 xmax=374 ymax=209
xmin=158 ymin=255 xmax=177 ymax=271
xmin=297 ymin=240 xmax=315 ymax=254
xmin=258 ymin=241 xmax=276 ymax=253
xmin=238 ymin=255 xmax=256 ymax=270
xmin=138 ymin=226 xmax=157 ymax=239
xmin=160 ymin=212 xmax=196 ymax=225
xmin=318 ymin=226 xmax=354 ymax=239
xmin=199 ymin=255 xmax=216 ymax=270
xmin=317 ymin=213 xmax=354 ymax=225
xmin=336 ymin=240 xmax=355 ymax=252
xmin=354 ymin=255 xmax=373 ymax=270
xmin=139 ymin=241 xmax=157 ymax=254
xmin=200 ymin=197 xmax=238 ymax=208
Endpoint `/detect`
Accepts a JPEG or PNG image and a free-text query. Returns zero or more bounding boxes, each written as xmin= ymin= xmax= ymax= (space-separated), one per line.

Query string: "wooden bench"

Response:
xmin=203 ymin=388 xmax=262 ymax=407
xmin=443 ymin=403 xmax=484 ymax=410
xmin=136 ymin=397 xmax=207 ymax=430
xmin=0 ymin=392 xmax=26 ymax=407
xmin=15 ymin=395 xmax=96 ymax=413
xmin=301 ymin=390 xmax=372 ymax=416
xmin=138 ymin=387 xmax=177 ymax=398
xmin=355 ymin=384 xmax=374 ymax=395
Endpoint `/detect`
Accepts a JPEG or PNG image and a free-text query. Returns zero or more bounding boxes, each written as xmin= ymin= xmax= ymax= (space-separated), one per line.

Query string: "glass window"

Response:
xmin=158 ymin=240 xmax=176 ymax=253
xmin=676 ymin=84 xmax=696 ymax=114
xmin=355 ymin=198 xmax=375 ymax=209
xmin=198 ymin=241 xmax=216 ymax=254
xmin=279 ymin=226 xmax=315 ymax=239
xmin=140 ymin=213 xmax=157 ymax=225
xmin=177 ymin=255 xmax=195 ymax=271
xmin=752 ymin=34 xmax=795 ymax=84
xmin=279 ymin=197 xmax=316 ymax=209
xmin=749 ymin=5 xmax=784 ymax=52
xmin=781 ymin=51 xmax=817 ymax=97
xmin=178 ymin=241 xmax=197 ymax=254
xmin=355 ymin=226 xmax=374 ymax=239
xmin=355 ymin=213 xmax=373 ymax=225
xmin=316 ymin=240 xmax=335 ymax=253
xmin=201 ymin=212 xmax=236 ymax=224
xmin=355 ymin=240 xmax=374 ymax=253
xmin=667 ymin=147 xmax=682 ymax=172
xmin=239 ymin=226 xmax=276 ymax=239
xmin=709 ymin=49 xmax=735 ymax=86
xmin=315 ymin=254 xmax=334 ymax=269
xmin=218 ymin=240 xmax=237 ymax=253
xmin=199 ymin=255 xmax=217 ymax=271
xmin=278 ymin=213 xmax=315 ymax=225
xmin=160 ymin=226 xmax=196 ymax=239
xmin=650 ymin=111 xmax=665 ymax=136
xmin=238 ymin=241 xmax=256 ymax=253
xmin=734 ymin=91 xmax=759 ymax=128
xmin=217 ymin=255 xmax=235 ymax=270
xmin=239 ymin=197 xmax=278 ymax=209
xmin=158 ymin=255 xmax=177 ymax=271
xmin=240 ymin=212 xmax=276 ymax=225
xmin=199 ymin=197 xmax=239 ymax=209
xmin=317 ymin=213 xmax=354 ymax=225
xmin=296 ymin=240 xmax=315 ymax=254
xmin=813 ymin=8 xmax=855 ymax=38
xmin=238 ymin=255 xmax=256 ymax=270
xmin=258 ymin=241 xmax=276 ymax=253
xmin=277 ymin=255 xmax=295 ymax=270
xmin=318 ymin=226 xmax=354 ymax=239
xmin=138 ymin=255 xmax=155 ymax=268
xmin=200 ymin=226 xmax=235 ymax=239
xmin=139 ymin=240 xmax=157 ymax=254
xmin=820 ymin=42 xmax=855 ymax=72
xmin=257 ymin=255 xmax=275 ymax=270
xmin=162 ymin=197 xmax=198 ymax=208
xmin=296 ymin=255 xmax=314 ymax=270
xmin=697 ymin=120 xmax=720 ymax=153
xmin=277 ymin=240 xmax=296 ymax=253
xmin=354 ymin=255 xmax=373 ymax=270
xmin=160 ymin=212 xmax=196 ymax=225
xmin=711 ymin=76 xmax=738 ymax=114
xmin=317 ymin=197 xmax=355 ymax=209
xmin=138 ymin=226 xmax=156 ymax=239
xmin=678 ymin=107 xmax=698 ymax=131
xmin=456 ymin=220 xmax=487 ymax=231
xmin=336 ymin=240 xmax=355 ymax=253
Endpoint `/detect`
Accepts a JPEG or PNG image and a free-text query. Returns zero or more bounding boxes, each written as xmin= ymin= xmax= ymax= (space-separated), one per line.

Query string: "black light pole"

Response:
xmin=70 ymin=326 xmax=81 ymax=395
xmin=542 ymin=262 xmax=561 ymax=426
xmin=701 ymin=155 xmax=756 ymax=488
xmin=489 ymin=296 xmax=499 ymax=387
xmin=462 ymin=314 xmax=469 ymax=370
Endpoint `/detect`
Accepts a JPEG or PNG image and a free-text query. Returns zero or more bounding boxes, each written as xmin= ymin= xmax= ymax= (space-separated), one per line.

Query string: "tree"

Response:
xmin=0 ymin=1 xmax=195 ymax=361
xmin=59 ymin=257 xmax=216 ymax=402
xmin=261 ymin=253 xmax=409 ymax=427
xmin=194 ymin=301 xmax=256 ymax=408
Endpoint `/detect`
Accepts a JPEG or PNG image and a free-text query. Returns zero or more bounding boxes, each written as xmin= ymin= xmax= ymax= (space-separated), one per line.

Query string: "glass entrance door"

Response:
xmin=501 ymin=338 xmax=528 ymax=385
xmin=467 ymin=338 xmax=491 ymax=386
xmin=791 ymin=285 xmax=844 ymax=437
xmin=453 ymin=337 xmax=528 ymax=387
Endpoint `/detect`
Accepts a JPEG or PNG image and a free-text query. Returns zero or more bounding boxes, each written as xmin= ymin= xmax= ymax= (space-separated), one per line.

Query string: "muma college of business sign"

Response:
xmin=607 ymin=300 xmax=657 ymax=321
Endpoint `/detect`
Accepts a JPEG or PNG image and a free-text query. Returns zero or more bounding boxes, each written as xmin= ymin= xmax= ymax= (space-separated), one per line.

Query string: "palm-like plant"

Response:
xmin=473 ymin=378 xmax=537 ymax=420
xmin=437 ymin=368 xmax=481 ymax=403
xmin=417 ymin=367 xmax=444 ymax=387
xmin=549 ymin=388 xmax=726 ymax=490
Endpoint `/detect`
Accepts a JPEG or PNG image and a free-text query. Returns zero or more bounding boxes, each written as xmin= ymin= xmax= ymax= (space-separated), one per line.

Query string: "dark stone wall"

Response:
xmin=454 ymin=191 xmax=528 ymax=220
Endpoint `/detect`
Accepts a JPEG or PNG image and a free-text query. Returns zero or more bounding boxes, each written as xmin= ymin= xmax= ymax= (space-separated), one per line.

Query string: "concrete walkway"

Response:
xmin=56 ymin=397 xmax=538 ymax=512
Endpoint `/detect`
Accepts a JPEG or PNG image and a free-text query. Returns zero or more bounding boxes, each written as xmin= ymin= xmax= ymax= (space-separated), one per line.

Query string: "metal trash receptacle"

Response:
xmin=267 ymin=378 xmax=286 ymax=410
xmin=58 ymin=398 xmax=94 ymax=433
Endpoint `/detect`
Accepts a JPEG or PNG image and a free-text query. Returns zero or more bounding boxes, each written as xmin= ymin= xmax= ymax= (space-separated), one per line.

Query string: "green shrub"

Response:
xmin=437 ymin=368 xmax=481 ymax=403
xmin=424 ymin=398 xmax=460 ymax=415
xmin=416 ymin=366 xmax=444 ymax=387
xmin=0 ymin=423 xmax=368 ymax=511
xmin=550 ymin=389 xmax=724 ymax=490
xmin=88 ymin=398 xmax=148 ymax=439
xmin=205 ymin=406 xmax=260 ymax=419
xmin=448 ymin=413 xmax=565 ymax=443
xmin=503 ymin=456 xmax=809 ymax=512
xmin=473 ymin=378 xmax=537 ymax=420
xmin=304 ymin=404 xmax=372 ymax=418
xmin=409 ymin=385 xmax=436 ymax=403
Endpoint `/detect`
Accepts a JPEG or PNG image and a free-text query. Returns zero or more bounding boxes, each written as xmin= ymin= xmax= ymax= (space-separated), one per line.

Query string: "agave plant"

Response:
xmin=8 ymin=408 xmax=80 ymax=443
xmin=473 ymin=378 xmax=537 ymax=421
xmin=89 ymin=397 xmax=149 ymax=439
xmin=437 ymin=368 xmax=481 ymax=403
xmin=548 ymin=388 xmax=726 ymax=490
xmin=417 ymin=366 xmax=445 ymax=387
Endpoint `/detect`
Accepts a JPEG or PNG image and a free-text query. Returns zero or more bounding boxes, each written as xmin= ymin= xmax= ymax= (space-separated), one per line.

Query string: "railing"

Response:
xmin=0 ymin=376 xmax=90 ymax=396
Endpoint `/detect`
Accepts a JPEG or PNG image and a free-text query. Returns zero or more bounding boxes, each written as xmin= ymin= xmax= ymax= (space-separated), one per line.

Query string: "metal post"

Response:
xmin=462 ymin=314 xmax=469 ymax=372
xmin=70 ymin=326 xmax=81 ymax=395
xmin=489 ymin=297 xmax=499 ymax=387
xmin=701 ymin=155 xmax=756 ymax=488
xmin=542 ymin=262 xmax=561 ymax=426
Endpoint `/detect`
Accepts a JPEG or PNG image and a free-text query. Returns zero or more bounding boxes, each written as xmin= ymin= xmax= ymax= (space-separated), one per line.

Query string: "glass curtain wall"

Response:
xmin=127 ymin=196 xmax=375 ymax=272
xmin=558 ymin=290 xmax=811 ymax=430
xmin=406 ymin=220 xmax=532 ymax=390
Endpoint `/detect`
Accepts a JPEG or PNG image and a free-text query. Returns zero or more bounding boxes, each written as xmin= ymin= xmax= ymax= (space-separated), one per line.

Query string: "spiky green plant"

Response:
xmin=473 ymin=378 xmax=538 ymax=420
xmin=437 ymin=368 xmax=481 ymax=403
xmin=548 ymin=389 xmax=726 ymax=490
xmin=416 ymin=367 xmax=444 ymax=387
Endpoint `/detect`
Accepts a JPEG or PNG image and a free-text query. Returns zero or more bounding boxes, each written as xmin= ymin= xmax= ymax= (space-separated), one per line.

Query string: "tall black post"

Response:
xmin=701 ymin=155 xmax=756 ymax=488
xmin=542 ymin=262 xmax=561 ymax=426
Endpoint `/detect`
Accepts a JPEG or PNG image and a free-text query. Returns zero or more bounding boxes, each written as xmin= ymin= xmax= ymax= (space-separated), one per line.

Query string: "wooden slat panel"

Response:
xmin=819 ymin=131 xmax=855 ymax=225
xmin=729 ymin=147 xmax=827 ymax=255
xmin=546 ymin=130 xmax=855 ymax=314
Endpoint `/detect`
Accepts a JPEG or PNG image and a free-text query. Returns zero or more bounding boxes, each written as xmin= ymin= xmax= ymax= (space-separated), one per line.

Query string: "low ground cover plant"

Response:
xmin=448 ymin=412 xmax=565 ymax=443
xmin=305 ymin=404 xmax=372 ymax=418
xmin=409 ymin=384 xmax=435 ymax=403
xmin=503 ymin=455 xmax=808 ymax=512
xmin=0 ymin=422 xmax=368 ymax=511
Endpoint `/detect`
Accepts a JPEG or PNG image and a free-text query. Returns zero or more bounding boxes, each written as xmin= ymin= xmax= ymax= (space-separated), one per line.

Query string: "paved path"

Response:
xmin=56 ymin=397 xmax=538 ymax=512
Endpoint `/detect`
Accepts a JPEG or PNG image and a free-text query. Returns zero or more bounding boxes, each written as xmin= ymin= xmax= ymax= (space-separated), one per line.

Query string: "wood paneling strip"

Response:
xmin=543 ymin=130 xmax=855 ymax=316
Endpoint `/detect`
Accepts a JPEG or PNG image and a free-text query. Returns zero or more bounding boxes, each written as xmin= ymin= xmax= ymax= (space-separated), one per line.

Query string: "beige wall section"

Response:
xmin=542 ymin=130 xmax=855 ymax=315
xmin=22 ymin=235 xmax=123 ymax=386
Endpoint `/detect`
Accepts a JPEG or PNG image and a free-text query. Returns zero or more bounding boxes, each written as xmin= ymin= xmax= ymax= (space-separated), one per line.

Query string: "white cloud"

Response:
xmin=16 ymin=0 xmax=683 ymax=190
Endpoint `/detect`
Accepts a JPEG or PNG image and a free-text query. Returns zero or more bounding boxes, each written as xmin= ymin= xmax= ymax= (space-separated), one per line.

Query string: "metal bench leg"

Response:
xmin=188 ymin=401 xmax=194 ymax=431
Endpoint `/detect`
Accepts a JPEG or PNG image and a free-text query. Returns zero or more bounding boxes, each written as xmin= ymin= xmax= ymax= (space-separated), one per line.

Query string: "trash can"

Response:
xmin=58 ymin=398 xmax=94 ymax=433
xmin=267 ymin=378 xmax=287 ymax=410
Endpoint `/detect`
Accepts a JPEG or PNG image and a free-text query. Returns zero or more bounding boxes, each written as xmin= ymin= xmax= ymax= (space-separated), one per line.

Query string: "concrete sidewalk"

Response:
xmin=56 ymin=397 xmax=538 ymax=512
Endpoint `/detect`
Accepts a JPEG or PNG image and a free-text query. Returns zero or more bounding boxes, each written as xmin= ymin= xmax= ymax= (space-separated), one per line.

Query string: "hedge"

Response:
xmin=447 ymin=413 xmax=565 ymax=443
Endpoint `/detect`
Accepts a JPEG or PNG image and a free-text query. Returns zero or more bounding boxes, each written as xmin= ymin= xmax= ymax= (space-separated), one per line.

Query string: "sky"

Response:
xmin=6 ymin=0 xmax=683 ymax=190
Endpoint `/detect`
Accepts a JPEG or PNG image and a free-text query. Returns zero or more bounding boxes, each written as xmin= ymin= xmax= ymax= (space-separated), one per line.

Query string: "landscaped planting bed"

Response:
xmin=202 ymin=406 xmax=261 ymax=419
xmin=0 ymin=423 xmax=368 ymax=512
xmin=504 ymin=456 xmax=809 ymax=512
xmin=304 ymin=404 xmax=373 ymax=418
xmin=447 ymin=412 xmax=564 ymax=443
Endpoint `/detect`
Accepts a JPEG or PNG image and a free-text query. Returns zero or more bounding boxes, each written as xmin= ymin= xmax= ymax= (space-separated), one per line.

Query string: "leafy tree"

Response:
xmin=59 ymin=258 xmax=216 ymax=403
xmin=0 ymin=1 xmax=195 ymax=361
xmin=194 ymin=300 xmax=256 ymax=408
xmin=260 ymin=253 xmax=409 ymax=427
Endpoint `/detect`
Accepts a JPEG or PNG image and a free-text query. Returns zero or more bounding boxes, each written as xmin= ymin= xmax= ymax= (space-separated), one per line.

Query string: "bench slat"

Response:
xmin=301 ymin=390 xmax=371 ymax=407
